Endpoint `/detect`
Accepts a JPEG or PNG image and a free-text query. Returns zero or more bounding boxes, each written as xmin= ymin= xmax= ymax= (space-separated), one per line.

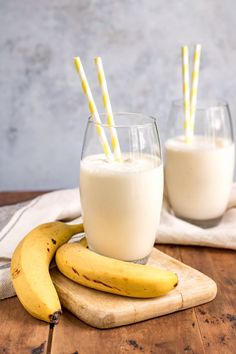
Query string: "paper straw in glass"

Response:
xmin=181 ymin=46 xmax=192 ymax=143
xmin=190 ymin=44 xmax=202 ymax=132
xmin=74 ymin=57 xmax=114 ymax=162
xmin=94 ymin=57 xmax=122 ymax=162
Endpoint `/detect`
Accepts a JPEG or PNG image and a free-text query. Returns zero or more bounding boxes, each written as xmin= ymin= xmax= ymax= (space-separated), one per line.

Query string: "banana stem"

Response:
xmin=68 ymin=223 xmax=84 ymax=234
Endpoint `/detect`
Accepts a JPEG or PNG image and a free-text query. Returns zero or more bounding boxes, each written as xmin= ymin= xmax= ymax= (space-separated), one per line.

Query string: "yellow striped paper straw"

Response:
xmin=94 ymin=57 xmax=122 ymax=162
xmin=181 ymin=46 xmax=191 ymax=143
xmin=74 ymin=57 xmax=114 ymax=162
xmin=190 ymin=44 xmax=202 ymax=132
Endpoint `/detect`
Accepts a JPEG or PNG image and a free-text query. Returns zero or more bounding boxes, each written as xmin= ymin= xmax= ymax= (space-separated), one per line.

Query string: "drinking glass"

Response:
xmin=165 ymin=99 xmax=235 ymax=228
xmin=80 ymin=112 xmax=163 ymax=263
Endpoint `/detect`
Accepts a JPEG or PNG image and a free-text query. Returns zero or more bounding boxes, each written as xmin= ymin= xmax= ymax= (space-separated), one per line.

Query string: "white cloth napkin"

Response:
xmin=1 ymin=186 xmax=236 ymax=300
xmin=158 ymin=185 xmax=236 ymax=249
xmin=0 ymin=189 xmax=81 ymax=300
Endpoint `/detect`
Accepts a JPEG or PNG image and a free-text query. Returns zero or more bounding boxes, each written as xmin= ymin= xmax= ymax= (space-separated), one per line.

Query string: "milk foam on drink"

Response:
xmin=80 ymin=154 xmax=163 ymax=261
xmin=165 ymin=136 xmax=235 ymax=221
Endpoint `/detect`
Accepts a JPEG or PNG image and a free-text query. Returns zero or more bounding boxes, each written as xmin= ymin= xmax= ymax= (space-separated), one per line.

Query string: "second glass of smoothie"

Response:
xmin=80 ymin=112 xmax=163 ymax=263
xmin=165 ymin=100 xmax=235 ymax=228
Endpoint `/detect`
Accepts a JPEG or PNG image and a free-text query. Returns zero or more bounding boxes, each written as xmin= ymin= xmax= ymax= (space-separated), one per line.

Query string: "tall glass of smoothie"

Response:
xmin=80 ymin=112 xmax=163 ymax=263
xmin=165 ymin=100 xmax=235 ymax=228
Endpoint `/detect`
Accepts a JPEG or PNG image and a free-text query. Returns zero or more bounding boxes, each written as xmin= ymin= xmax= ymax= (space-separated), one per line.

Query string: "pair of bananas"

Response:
xmin=10 ymin=222 xmax=178 ymax=324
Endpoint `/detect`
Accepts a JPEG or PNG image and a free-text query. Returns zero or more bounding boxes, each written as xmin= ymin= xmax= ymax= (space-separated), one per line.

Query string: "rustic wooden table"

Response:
xmin=0 ymin=192 xmax=236 ymax=354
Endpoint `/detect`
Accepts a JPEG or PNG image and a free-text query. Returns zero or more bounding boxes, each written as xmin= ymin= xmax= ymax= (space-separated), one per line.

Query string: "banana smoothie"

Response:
xmin=165 ymin=136 xmax=235 ymax=222
xmin=80 ymin=154 xmax=163 ymax=261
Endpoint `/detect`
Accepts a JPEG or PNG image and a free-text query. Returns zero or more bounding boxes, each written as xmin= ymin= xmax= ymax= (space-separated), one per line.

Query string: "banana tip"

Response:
xmin=49 ymin=310 xmax=62 ymax=324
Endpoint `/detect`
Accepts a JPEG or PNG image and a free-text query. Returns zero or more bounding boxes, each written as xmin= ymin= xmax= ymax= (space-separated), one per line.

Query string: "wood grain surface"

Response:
xmin=0 ymin=296 xmax=49 ymax=354
xmin=0 ymin=192 xmax=236 ymax=354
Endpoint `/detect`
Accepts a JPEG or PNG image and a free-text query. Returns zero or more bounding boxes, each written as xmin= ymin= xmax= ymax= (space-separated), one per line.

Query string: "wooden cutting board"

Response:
xmin=50 ymin=247 xmax=217 ymax=329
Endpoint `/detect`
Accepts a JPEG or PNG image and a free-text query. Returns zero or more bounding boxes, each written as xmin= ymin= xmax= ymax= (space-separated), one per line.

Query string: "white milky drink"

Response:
xmin=165 ymin=136 xmax=235 ymax=221
xmin=80 ymin=154 xmax=163 ymax=261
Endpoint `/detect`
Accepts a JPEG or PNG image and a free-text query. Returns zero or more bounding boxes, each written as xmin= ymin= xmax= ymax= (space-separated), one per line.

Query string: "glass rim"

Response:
xmin=88 ymin=111 xmax=157 ymax=128
xmin=172 ymin=98 xmax=229 ymax=110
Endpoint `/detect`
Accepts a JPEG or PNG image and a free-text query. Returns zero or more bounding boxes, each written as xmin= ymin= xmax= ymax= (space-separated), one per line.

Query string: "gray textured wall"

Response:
xmin=1 ymin=0 xmax=236 ymax=190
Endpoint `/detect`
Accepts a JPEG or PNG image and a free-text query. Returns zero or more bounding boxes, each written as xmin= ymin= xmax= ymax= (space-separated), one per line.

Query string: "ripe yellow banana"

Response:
xmin=56 ymin=238 xmax=178 ymax=298
xmin=11 ymin=221 xmax=83 ymax=323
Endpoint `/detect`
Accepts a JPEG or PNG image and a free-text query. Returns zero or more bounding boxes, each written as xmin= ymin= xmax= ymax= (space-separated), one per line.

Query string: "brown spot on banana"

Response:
xmin=73 ymin=270 xmax=121 ymax=292
xmin=12 ymin=267 xmax=21 ymax=279
xmin=90 ymin=278 xmax=121 ymax=292
xmin=51 ymin=238 xmax=56 ymax=244
xmin=93 ymin=279 xmax=113 ymax=289
xmin=72 ymin=267 xmax=80 ymax=276
xmin=174 ymin=274 xmax=178 ymax=287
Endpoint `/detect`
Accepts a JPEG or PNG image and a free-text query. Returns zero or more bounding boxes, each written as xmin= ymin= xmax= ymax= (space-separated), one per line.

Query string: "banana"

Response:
xmin=11 ymin=221 xmax=83 ymax=323
xmin=56 ymin=238 xmax=178 ymax=298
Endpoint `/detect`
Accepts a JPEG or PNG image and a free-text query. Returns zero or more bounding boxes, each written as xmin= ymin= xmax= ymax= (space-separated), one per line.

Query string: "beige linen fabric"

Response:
xmin=158 ymin=184 xmax=236 ymax=249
